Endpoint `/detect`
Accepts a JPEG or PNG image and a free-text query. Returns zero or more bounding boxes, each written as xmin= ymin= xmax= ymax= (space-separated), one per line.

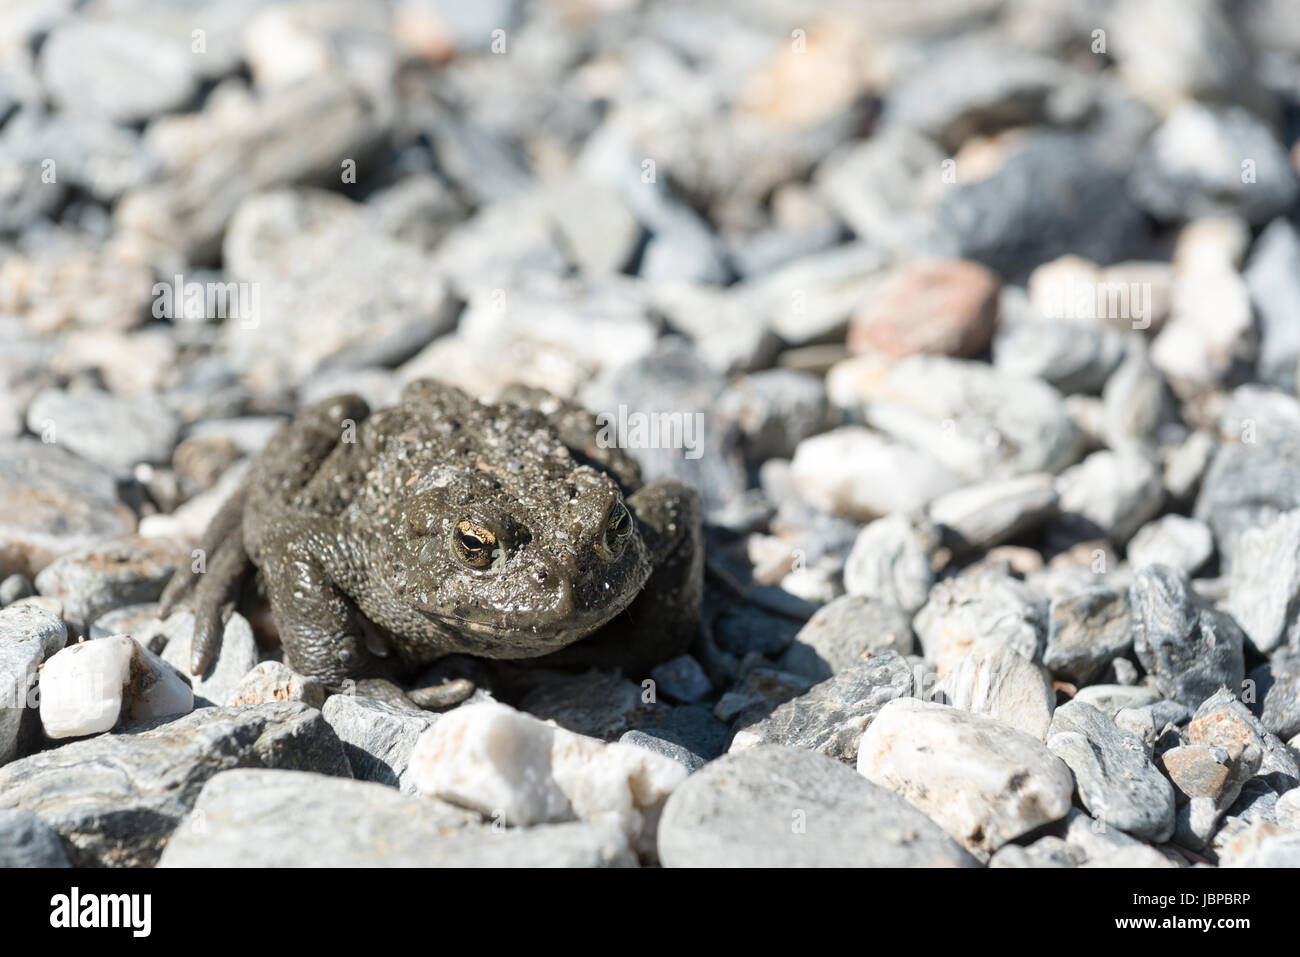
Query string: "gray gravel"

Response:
xmin=3 ymin=0 xmax=1300 ymax=870
xmin=658 ymin=746 xmax=977 ymax=868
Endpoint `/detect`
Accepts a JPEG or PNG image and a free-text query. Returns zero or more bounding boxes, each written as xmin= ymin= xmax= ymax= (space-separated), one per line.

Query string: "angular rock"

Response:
xmin=159 ymin=610 xmax=259 ymax=707
xmin=777 ymin=595 xmax=914 ymax=682
xmin=841 ymin=513 xmax=937 ymax=614
xmin=913 ymin=573 xmax=1047 ymax=676
xmin=1244 ymin=217 xmax=1300 ymax=390
xmin=938 ymin=639 xmax=1056 ymax=740
xmin=617 ymin=731 xmax=706 ymax=773
xmin=1130 ymin=565 xmax=1245 ymax=709
xmin=659 ymin=746 xmax=976 ymax=868
xmin=1073 ymin=684 xmax=1162 ymax=716
xmin=1130 ymin=104 xmax=1298 ymax=225
xmin=993 ymin=319 xmax=1125 ymax=395
xmin=1188 ymin=689 xmax=1299 ymax=788
xmin=1047 ymin=700 xmax=1176 ymax=842
xmin=857 ymin=698 xmax=1075 ymax=860
xmin=1043 ymin=587 xmax=1133 ymax=685
xmin=0 ymin=808 xmax=69 ymax=867
xmin=0 ymin=608 xmax=48 ymax=765
xmin=227 ymin=661 xmax=326 ymax=709
xmin=410 ymin=701 xmax=685 ymax=859
xmin=1054 ymin=450 xmax=1164 ymax=546
xmin=717 ymin=370 xmax=832 ymax=464
xmin=0 ymin=439 xmax=136 ymax=579
xmin=929 ymin=473 xmax=1058 ymax=552
xmin=1127 ymin=515 xmax=1214 ymax=576
xmin=1195 ymin=439 xmax=1300 ymax=572
xmin=40 ymin=636 xmax=192 ymax=740
xmin=0 ymin=702 xmax=350 ymax=866
xmin=117 ymin=75 xmax=391 ymax=260
xmin=1152 ymin=263 xmax=1254 ymax=394
xmin=1258 ymin=654 xmax=1300 ymax=741
xmin=517 ymin=670 xmax=667 ymax=742
xmin=648 ymin=655 xmax=712 ymax=705
xmin=33 ymin=536 xmax=185 ymax=630
xmin=931 ymin=132 xmax=1147 ymax=281
xmin=158 ymin=768 xmax=634 ymax=867
xmin=40 ymin=17 xmax=199 ymax=123
xmin=26 ymin=387 xmax=180 ymax=477
xmin=730 ymin=653 xmax=916 ymax=763
xmin=1224 ymin=509 xmax=1300 ymax=655
xmin=854 ymin=356 xmax=1084 ymax=481
xmin=322 ymin=693 xmax=438 ymax=793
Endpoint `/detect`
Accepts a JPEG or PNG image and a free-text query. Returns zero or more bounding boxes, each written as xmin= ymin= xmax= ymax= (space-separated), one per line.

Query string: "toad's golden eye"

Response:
xmin=601 ymin=502 xmax=633 ymax=558
xmin=449 ymin=520 xmax=501 ymax=569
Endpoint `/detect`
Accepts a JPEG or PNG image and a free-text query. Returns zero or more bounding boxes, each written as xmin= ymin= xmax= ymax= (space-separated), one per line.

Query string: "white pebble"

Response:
xmin=39 ymin=635 xmax=193 ymax=739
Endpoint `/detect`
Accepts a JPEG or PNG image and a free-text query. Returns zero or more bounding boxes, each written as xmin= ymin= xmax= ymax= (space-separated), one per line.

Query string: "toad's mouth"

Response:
xmin=415 ymin=592 xmax=639 ymax=657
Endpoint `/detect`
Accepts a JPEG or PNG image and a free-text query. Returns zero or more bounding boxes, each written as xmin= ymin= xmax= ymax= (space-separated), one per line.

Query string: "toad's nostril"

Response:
xmin=551 ymin=575 xmax=574 ymax=617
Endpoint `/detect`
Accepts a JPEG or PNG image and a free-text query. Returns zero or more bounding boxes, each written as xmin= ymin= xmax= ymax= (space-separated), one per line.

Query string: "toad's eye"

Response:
xmin=600 ymin=501 xmax=633 ymax=559
xmin=449 ymin=520 xmax=502 ymax=570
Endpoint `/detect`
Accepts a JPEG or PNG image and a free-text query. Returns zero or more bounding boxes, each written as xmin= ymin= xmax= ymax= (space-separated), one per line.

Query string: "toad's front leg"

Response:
xmin=252 ymin=517 xmax=387 ymax=686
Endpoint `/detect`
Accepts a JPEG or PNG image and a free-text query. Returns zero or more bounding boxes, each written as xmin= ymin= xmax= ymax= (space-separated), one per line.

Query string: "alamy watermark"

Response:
xmin=1041 ymin=277 xmax=1152 ymax=330
xmin=151 ymin=273 xmax=261 ymax=328
xmin=595 ymin=405 xmax=705 ymax=459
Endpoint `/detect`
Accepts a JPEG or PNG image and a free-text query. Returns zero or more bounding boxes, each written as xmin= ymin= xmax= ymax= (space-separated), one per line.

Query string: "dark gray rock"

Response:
xmin=1130 ymin=104 xmax=1298 ymax=226
xmin=648 ymin=654 xmax=712 ymax=704
xmin=713 ymin=605 xmax=801 ymax=659
xmin=1047 ymin=700 xmax=1176 ymax=842
xmin=729 ymin=653 xmax=916 ymax=764
xmin=717 ymin=369 xmax=831 ymax=465
xmin=0 ymin=702 xmax=350 ymax=866
xmin=158 ymin=769 xmax=636 ymax=867
xmin=629 ymin=705 xmax=729 ymax=763
xmin=1129 ymin=565 xmax=1245 ymax=709
xmin=777 ymin=594 xmax=914 ymax=682
xmin=1044 ymin=587 xmax=1133 ymax=685
xmin=518 ymin=670 xmax=667 ymax=741
xmin=658 ymin=746 xmax=977 ymax=867
xmin=618 ymin=730 xmax=706 ymax=773
xmin=930 ymin=132 xmax=1148 ymax=281
xmin=1257 ymin=654 xmax=1300 ymax=741
xmin=321 ymin=693 xmax=439 ymax=793
xmin=0 ymin=808 xmax=69 ymax=867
